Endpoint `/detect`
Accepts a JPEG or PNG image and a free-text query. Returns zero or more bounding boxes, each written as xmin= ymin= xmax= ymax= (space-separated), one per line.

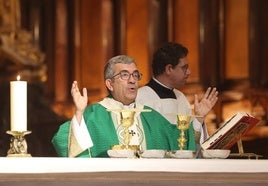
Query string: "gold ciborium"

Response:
xmin=177 ymin=115 xmax=191 ymax=150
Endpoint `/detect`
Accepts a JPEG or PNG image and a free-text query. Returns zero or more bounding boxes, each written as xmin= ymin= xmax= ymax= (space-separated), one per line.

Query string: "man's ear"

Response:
xmin=105 ymin=79 xmax=113 ymax=92
xmin=165 ymin=64 xmax=173 ymax=75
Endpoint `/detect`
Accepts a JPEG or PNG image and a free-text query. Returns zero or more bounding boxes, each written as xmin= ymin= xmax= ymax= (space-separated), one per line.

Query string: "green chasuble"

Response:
xmin=52 ymin=102 xmax=196 ymax=157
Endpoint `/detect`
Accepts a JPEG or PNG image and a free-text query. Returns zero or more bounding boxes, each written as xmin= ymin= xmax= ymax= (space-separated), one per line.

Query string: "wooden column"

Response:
xmin=249 ymin=0 xmax=268 ymax=88
xmin=72 ymin=0 xmax=114 ymax=103
xmin=73 ymin=0 xmax=81 ymax=85
xmin=199 ymin=0 xmax=221 ymax=87
xmin=199 ymin=0 xmax=222 ymax=125
xmin=173 ymin=0 xmax=200 ymax=84
xmin=148 ymin=0 xmax=168 ymax=69
xmin=54 ymin=0 xmax=68 ymax=103
xmin=125 ymin=0 xmax=149 ymax=85
xmin=114 ymin=0 xmax=126 ymax=54
xmin=100 ymin=0 xmax=114 ymax=95
xmin=225 ymin=0 xmax=249 ymax=80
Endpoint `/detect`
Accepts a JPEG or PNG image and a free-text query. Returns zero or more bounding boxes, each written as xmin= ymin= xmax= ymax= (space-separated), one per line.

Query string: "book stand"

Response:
xmin=229 ymin=138 xmax=262 ymax=159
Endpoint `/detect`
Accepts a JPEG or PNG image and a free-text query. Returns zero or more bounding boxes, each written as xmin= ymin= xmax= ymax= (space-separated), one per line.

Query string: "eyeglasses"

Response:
xmin=178 ymin=64 xmax=189 ymax=73
xmin=112 ymin=70 xmax=143 ymax=81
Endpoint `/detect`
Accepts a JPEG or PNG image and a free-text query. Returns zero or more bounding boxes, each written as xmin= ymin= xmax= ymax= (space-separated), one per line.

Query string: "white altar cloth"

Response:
xmin=0 ymin=157 xmax=268 ymax=174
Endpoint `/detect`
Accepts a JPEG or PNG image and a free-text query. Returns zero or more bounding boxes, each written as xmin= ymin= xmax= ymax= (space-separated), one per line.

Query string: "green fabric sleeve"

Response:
xmin=51 ymin=121 xmax=70 ymax=157
xmin=52 ymin=104 xmax=119 ymax=158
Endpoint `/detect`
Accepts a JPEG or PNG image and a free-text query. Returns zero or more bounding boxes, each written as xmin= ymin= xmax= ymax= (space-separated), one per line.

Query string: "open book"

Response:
xmin=201 ymin=112 xmax=260 ymax=150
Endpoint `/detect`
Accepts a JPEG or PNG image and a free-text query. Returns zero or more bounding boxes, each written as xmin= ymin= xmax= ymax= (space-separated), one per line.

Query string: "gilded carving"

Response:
xmin=0 ymin=0 xmax=46 ymax=82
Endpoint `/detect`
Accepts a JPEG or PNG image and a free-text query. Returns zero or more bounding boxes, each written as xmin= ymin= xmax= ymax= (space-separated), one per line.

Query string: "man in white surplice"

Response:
xmin=136 ymin=42 xmax=219 ymax=146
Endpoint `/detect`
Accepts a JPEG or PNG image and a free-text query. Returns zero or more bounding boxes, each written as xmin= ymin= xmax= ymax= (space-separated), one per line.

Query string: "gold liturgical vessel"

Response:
xmin=120 ymin=110 xmax=135 ymax=149
xmin=111 ymin=110 xmax=140 ymax=151
xmin=177 ymin=115 xmax=191 ymax=150
xmin=6 ymin=131 xmax=32 ymax=157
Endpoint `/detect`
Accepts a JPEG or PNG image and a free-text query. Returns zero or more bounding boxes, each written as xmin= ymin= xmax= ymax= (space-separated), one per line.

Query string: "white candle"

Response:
xmin=10 ymin=75 xmax=27 ymax=131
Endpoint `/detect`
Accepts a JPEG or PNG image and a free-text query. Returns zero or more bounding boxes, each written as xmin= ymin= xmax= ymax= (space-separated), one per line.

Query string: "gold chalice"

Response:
xmin=120 ymin=110 xmax=135 ymax=149
xmin=177 ymin=115 xmax=191 ymax=150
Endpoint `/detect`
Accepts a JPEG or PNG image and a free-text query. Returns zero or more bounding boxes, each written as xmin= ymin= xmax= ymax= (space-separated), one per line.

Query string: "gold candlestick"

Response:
xmin=6 ymin=130 xmax=32 ymax=157
xmin=177 ymin=115 xmax=191 ymax=150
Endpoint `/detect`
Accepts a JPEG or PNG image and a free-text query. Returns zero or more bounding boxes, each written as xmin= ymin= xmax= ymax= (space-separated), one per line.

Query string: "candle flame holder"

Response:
xmin=6 ymin=131 xmax=32 ymax=157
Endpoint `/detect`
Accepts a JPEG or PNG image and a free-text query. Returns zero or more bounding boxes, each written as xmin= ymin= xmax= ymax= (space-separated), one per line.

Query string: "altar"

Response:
xmin=0 ymin=157 xmax=268 ymax=186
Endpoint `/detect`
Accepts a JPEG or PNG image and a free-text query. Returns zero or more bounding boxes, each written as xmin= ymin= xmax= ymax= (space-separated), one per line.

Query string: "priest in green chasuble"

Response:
xmin=52 ymin=55 xmax=196 ymax=157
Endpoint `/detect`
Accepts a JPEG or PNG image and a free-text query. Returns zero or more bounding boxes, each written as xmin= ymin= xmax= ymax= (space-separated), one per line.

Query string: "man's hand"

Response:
xmin=71 ymin=81 xmax=88 ymax=123
xmin=194 ymin=87 xmax=218 ymax=123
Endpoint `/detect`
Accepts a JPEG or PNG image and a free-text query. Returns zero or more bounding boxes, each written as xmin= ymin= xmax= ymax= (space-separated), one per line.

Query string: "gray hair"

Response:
xmin=104 ymin=55 xmax=136 ymax=79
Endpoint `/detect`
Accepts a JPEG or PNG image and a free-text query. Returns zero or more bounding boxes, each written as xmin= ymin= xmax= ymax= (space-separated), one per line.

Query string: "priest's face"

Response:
xmin=169 ymin=57 xmax=191 ymax=88
xmin=106 ymin=63 xmax=140 ymax=105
